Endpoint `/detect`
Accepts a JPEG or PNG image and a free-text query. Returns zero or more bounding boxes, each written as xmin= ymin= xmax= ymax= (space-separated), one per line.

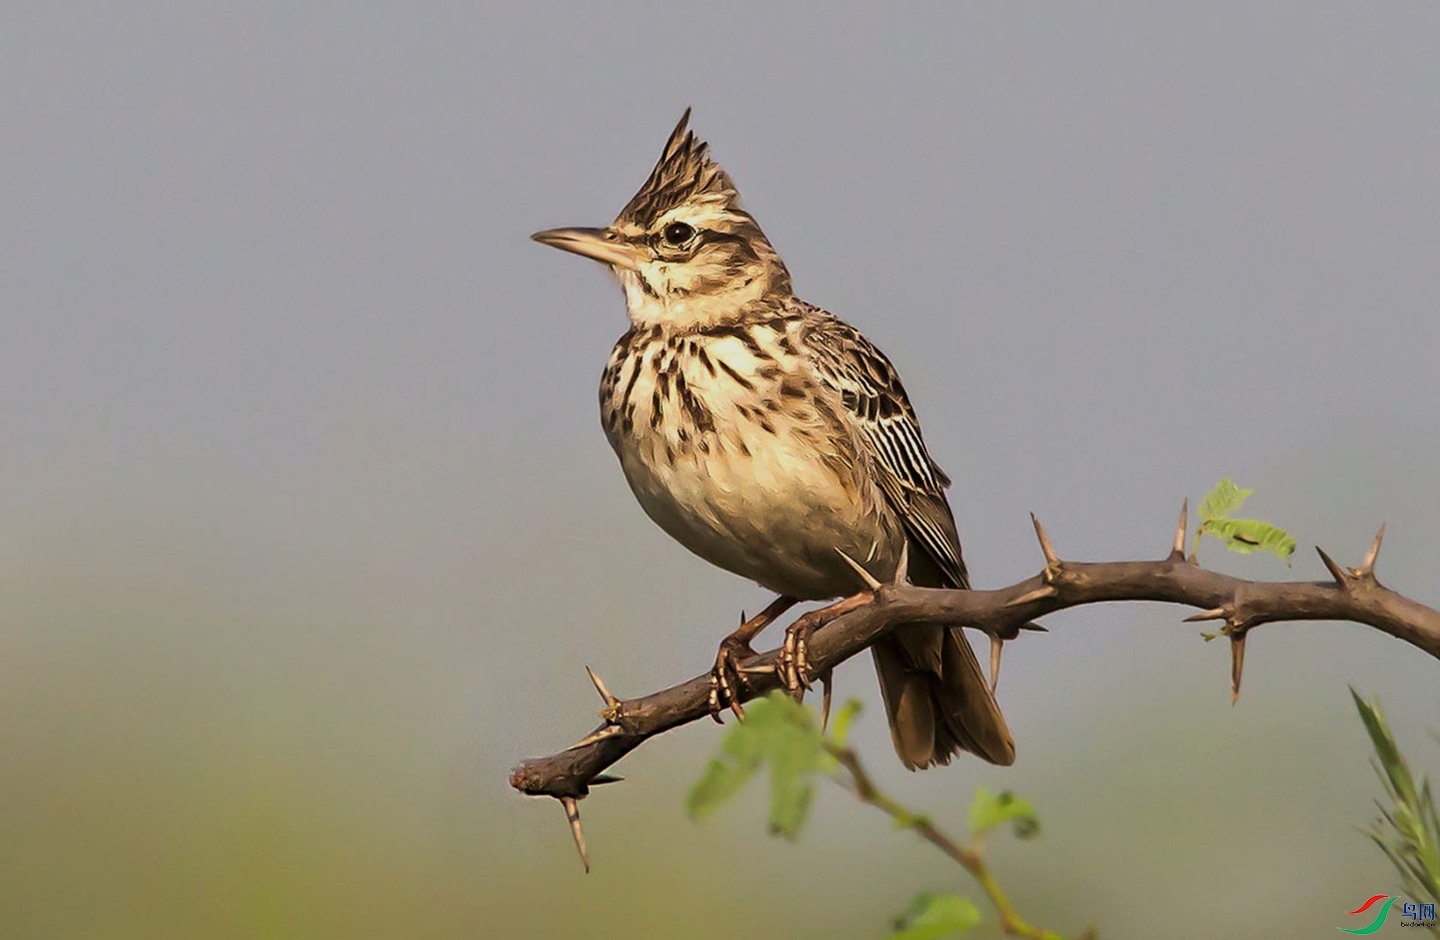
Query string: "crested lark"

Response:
xmin=532 ymin=111 xmax=1014 ymax=769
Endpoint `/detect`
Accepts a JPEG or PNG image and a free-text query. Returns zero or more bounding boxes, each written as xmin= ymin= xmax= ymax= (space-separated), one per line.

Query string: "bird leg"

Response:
xmin=777 ymin=591 xmax=873 ymax=696
xmin=709 ymin=595 xmax=798 ymax=722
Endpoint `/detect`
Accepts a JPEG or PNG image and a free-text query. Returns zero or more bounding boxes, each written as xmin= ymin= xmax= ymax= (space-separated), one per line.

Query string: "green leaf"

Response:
xmin=686 ymin=755 xmax=759 ymax=821
xmin=1351 ymin=688 xmax=1440 ymax=912
xmin=765 ymin=725 xmax=821 ymax=838
xmin=1354 ymin=690 xmax=1419 ymax=807
xmin=686 ymin=692 xmax=831 ymax=839
xmin=828 ymin=698 xmax=864 ymax=748
xmin=889 ymin=892 xmax=982 ymax=939
xmin=1201 ymin=517 xmax=1297 ymax=564
xmin=1194 ymin=479 xmax=1296 ymax=565
xmin=967 ymin=788 xmax=1040 ymax=839
xmin=1198 ymin=478 xmax=1253 ymax=522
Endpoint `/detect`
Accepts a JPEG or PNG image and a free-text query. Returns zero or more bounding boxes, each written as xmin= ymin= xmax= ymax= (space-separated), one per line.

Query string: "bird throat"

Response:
xmin=616 ymin=264 xmax=785 ymax=332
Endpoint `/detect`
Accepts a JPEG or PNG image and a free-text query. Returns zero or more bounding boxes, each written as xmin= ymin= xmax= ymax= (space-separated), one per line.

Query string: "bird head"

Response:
xmin=532 ymin=109 xmax=791 ymax=330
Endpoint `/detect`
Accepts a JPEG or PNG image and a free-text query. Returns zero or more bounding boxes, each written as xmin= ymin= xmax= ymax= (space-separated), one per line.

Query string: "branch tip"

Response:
xmin=835 ymin=548 xmax=883 ymax=591
xmin=585 ymin=665 xmax=620 ymax=710
xmin=559 ymin=796 xmax=590 ymax=873
xmin=1360 ymin=523 xmax=1386 ymax=576
xmin=1030 ymin=513 xmax=1060 ymax=567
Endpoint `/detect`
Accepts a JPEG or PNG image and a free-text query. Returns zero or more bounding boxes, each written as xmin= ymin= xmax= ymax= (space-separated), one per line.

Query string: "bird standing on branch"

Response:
xmin=532 ymin=110 xmax=1014 ymax=769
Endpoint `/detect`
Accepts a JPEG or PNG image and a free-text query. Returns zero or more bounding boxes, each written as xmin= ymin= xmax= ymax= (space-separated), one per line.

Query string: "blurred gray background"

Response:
xmin=3 ymin=4 xmax=1438 ymax=938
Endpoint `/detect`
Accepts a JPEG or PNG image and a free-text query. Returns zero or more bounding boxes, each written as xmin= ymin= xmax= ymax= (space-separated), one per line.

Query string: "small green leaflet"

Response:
xmin=889 ymin=892 xmax=982 ymax=939
xmin=1195 ymin=478 xmax=1296 ymax=564
xmin=1199 ymin=478 xmax=1253 ymax=520
xmin=967 ymin=788 xmax=1040 ymax=840
xmin=685 ymin=692 xmax=831 ymax=840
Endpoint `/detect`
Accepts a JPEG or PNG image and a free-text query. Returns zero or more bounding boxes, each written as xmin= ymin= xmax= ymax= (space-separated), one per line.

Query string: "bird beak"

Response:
xmin=530 ymin=226 xmax=643 ymax=271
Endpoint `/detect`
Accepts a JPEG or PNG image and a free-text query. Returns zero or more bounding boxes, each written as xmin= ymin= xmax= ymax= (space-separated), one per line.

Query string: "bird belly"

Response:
xmin=621 ymin=442 xmax=895 ymax=599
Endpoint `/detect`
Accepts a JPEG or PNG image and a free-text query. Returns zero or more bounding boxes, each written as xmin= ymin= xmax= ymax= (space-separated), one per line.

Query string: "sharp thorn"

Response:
xmin=895 ymin=541 xmax=911 ymax=585
xmin=835 ymin=548 xmax=883 ymax=591
xmin=1316 ymin=546 xmax=1349 ymax=586
xmin=589 ymin=774 xmax=624 ymax=786
xmin=740 ymin=610 xmax=746 ymax=625
xmin=1030 ymin=512 xmax=1059 ymax=567
xmin=1172 ymin=499 xmax=1189 ymax=558
xmin=1183 ymin=607 xmax=1227 ymax=623
xmin=584 ymin=665 xmax=620 ymax=709
xmin=559 ymin=796 xmax=590 ymax=873
xmin=566 ymin=724 xmax=622 ymax=751
xmin=989 ymin=636 xmax=1003 ymax=694
xmin=1011 ymin=584 xmax=1057 ymax=607
xmin=1230 ymin=633 xmax=1247 ymax=705
xmin=1018 ymin=621 xmax=1048 ymax=632
xmin=1360 ymin=522 xmax=1386 ymax=575
xmin=819 ymin=672 xmax=833 ymax=732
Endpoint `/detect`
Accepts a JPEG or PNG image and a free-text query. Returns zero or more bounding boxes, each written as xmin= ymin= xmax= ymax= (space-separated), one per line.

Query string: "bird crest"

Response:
xmin=617 ymin=108 xmax=741 ymax=227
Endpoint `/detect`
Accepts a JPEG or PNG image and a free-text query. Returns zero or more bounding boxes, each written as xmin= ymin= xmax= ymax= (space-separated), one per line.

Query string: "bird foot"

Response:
xmin=777 ymin=617 xmax=818 ymax=697
xmin=776 ymin=592 xmax=874 ymax=697
xmin=708 ymin=635 xmax=758 ymax=722
xmin=706 ymin=597 xmax=799 ymax=723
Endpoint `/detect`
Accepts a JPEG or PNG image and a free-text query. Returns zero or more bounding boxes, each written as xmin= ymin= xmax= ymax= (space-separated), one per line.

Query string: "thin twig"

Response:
xmin=827 ymin=743 xmax=1068 ymax=940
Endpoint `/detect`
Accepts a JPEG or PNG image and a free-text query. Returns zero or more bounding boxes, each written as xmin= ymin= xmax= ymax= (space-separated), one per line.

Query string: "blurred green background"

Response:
xmin=3 ymin=4 xmax=1438 ymax=938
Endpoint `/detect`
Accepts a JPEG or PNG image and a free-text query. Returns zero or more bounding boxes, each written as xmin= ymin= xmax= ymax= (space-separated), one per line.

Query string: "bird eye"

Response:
xmin=662 ymin=222 xmax=695 ymax=246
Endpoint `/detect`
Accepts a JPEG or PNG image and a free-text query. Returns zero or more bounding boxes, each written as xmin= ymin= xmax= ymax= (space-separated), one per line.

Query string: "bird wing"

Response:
xmin=804 ymin=312 xmax=970 ymax=590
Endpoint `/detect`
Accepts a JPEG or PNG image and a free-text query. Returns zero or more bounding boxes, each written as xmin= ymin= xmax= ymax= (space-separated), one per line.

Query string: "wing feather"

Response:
xmin=804 ymin=311 xmax=969 ymax=590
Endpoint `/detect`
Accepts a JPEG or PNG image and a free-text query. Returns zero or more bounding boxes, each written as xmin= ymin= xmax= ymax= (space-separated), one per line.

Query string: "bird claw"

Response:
xmin=709 ymin=636 xmax=756 ymax=721
xmin=777 ymin=619 xmax=817 ymax=697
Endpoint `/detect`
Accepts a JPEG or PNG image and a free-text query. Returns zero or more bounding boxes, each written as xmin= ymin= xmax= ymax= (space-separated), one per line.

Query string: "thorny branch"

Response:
xmin=508 ymin=504 xmax=1440 ymax=867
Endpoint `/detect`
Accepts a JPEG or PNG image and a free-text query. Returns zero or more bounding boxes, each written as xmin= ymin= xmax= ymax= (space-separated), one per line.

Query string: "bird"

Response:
xmin=531 ymin=110 xmax=1014 ymax=769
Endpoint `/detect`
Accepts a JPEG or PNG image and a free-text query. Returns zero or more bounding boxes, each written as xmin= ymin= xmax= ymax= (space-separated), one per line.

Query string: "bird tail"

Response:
xmin=871 ymin=625 xmax=1015 ymax=769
